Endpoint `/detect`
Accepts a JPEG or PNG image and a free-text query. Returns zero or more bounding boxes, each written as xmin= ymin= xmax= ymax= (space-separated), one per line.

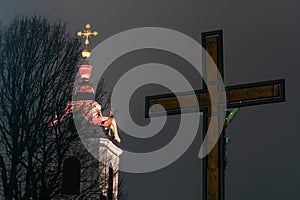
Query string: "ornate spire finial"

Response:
xmin=77 ymin=24 xmax=98 ymax=59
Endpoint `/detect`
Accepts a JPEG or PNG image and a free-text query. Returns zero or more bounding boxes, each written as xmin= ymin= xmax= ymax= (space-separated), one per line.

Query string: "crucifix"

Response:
xmin=77 ymin=24 xmax=99 ymax=49
xmin=145 ymin=30 xmax=285 ymax=200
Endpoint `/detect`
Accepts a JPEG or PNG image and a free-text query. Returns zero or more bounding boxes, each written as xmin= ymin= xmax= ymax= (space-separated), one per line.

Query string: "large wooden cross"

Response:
xmin=145 ymin=30 xmax=285 ymax=200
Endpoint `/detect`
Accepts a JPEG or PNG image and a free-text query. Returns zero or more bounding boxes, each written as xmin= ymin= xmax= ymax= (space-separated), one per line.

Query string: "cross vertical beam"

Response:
xmin=202 ymin=30 xmax=225 ymax=200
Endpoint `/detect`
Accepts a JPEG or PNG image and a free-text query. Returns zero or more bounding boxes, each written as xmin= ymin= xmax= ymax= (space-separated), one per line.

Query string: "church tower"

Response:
xmin=49 ymin=24 xmax=122 ymax=200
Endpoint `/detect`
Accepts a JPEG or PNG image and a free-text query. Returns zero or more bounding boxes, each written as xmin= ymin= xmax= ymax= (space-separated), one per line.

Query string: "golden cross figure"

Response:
xmin=77 ymin=24 xmax=98 ymax=49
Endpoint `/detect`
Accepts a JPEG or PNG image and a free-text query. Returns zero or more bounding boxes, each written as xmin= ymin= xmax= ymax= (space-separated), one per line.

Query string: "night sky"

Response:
xmin=1 ymin=0 xmax=299 ymax=199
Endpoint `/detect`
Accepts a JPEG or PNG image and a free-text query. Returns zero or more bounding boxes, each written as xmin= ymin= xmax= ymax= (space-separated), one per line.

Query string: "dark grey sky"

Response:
xmin=1 ymin=0 xmax=299 ymax=199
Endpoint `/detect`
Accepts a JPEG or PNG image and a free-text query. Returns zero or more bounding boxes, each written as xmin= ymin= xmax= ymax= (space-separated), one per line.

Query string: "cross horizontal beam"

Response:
xmin=145 ymin=79 xmax=285 ymax=117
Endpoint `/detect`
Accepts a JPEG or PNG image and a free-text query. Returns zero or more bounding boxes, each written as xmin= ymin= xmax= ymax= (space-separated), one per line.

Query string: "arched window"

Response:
xmin=62 ymin=157 xmax=81 ymax=195
xmin=107 ymin=167 xmax=114 ymax=200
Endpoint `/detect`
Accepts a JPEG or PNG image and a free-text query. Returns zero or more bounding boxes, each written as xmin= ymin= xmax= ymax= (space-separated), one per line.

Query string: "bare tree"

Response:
xmin=0 ymin=16 xmax=81 ymax=200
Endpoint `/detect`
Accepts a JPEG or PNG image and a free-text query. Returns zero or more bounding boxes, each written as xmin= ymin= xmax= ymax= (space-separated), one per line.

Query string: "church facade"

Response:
xmin=48 ymin=24 xmax=122 ymax=200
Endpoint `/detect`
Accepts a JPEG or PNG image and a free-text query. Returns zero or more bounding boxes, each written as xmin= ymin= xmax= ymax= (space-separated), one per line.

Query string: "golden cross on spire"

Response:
xmin=77 ymin=24 xmax=98 ymax=50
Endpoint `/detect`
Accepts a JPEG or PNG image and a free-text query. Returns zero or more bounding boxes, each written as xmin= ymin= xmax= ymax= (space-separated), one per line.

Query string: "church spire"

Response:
xmin=74 ymin=24 xmax=97 ymax=98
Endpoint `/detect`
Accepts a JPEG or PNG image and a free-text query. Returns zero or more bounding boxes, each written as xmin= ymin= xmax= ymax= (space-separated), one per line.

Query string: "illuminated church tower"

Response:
xmin=49 ymin=24 xmax=122 ymax=200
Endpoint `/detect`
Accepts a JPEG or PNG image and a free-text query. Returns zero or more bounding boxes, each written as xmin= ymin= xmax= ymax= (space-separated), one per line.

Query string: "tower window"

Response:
xmin=107 ymin=167 xmax=114 ymax=200
xmin=62 ymin=157 xmax=81 ymax=195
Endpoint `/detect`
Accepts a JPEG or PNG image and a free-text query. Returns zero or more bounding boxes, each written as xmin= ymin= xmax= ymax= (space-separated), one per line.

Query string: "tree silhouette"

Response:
xmin=0 ymin=15 xmax=82 ymax=199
